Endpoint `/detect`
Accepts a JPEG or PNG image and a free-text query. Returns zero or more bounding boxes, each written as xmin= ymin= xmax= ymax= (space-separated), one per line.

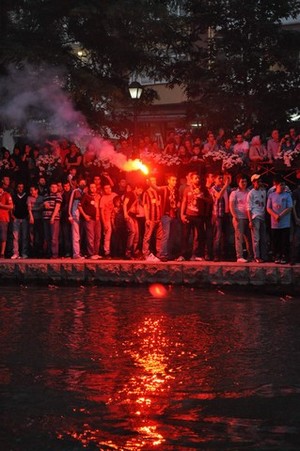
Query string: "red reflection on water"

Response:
xmin=149 ymin=284 xmax=168 ymax=299
xmin=2 ymin=288 xmax=295 ymax=449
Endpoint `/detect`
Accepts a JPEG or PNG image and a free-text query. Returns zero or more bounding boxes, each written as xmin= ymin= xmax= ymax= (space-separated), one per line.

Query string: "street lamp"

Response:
xmin=129 ymin=81 xmax=143 ymax=153
xmin=129 ymin=81 xmax=143 ymax=100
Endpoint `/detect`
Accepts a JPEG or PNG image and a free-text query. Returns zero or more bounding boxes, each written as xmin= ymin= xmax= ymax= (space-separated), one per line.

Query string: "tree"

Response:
xmin=181 ymin=0 xmax=300 ymax=132
xmin=0 ymin=0 xmax=188 ymax=135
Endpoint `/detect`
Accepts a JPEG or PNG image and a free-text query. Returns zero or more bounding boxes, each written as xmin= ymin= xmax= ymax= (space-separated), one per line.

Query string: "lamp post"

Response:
xmin=129 ymin=81 xmax=143 ymax=152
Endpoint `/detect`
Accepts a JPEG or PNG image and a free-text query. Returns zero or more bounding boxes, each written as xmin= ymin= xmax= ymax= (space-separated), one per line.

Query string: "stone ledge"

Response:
xmin=0 ymin=259 xmax=299 ymax=287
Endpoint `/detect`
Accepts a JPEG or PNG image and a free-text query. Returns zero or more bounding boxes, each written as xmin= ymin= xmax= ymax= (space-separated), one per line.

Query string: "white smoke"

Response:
xmin=0 ymin=64 xmax=89 ymax=140
xmin=0 ymin=63 xmax=137 ymax=171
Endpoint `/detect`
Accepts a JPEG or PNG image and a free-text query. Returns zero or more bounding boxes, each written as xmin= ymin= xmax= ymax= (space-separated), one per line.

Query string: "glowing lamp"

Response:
xmin=129 ymin=81 xmax=143 ymax=100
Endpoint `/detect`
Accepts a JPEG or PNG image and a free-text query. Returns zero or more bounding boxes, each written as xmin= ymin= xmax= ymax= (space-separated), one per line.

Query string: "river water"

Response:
xmin=0 ymin=285 xmax=300 ymax=450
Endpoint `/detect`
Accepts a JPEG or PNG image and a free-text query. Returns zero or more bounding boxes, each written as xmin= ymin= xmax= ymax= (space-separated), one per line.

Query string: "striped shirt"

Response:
xmin=143 ymin=187 xmax=161 ymax=221
xmin=43 ymin=192 xmax=62 ymax=221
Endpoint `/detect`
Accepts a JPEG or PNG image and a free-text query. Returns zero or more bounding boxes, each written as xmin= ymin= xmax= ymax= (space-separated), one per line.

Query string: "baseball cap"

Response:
xmin=251 ymin=174 xmax=261 ymax=183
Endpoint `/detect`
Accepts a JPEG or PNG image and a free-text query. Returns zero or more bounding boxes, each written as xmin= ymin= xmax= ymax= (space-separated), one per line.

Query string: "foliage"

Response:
xmin=182 ymin=0 xmax=300 ymax=131
xmin=0 ymin=1 xmax=299 ymax=134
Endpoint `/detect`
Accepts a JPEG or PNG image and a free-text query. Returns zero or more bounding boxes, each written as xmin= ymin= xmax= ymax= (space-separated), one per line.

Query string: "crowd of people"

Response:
xmin=0 ymin=127 xmax=299 ymax=264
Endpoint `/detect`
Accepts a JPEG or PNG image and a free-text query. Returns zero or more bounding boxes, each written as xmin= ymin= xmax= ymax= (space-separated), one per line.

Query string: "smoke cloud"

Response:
xmin=0 ymin=63 xmax=137 ymax=171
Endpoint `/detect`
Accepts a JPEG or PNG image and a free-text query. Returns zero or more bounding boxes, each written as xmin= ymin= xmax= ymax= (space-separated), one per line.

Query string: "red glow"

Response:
xmin=149 ymin=284 xmax=168 ymax=298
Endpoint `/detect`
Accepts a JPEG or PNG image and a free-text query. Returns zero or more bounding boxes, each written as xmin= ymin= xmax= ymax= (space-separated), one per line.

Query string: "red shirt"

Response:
xmin=0 ymin=190 xmax=13 ymax=222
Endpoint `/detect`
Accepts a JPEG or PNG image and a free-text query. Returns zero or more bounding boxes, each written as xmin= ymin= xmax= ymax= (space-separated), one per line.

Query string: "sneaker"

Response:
xmin=255 ymin=258 xmax=264 ymax=263
xmin=191 ymin=255 xmax=204 ymax=261
xmin=21 ymin=254 xmax=28 ymax=259
xmin=145 ymin=253 xmax=160 ymax=262
xmin=159 ymin=256 xmax=169 ymax=262
xmin=73 ymin=255 xmax=85 ymax=260
xmin=274 ymin=258 xmax=281 ymax=264
xmin=280 ymin=259 xmax=287 ymax=264
xmin=176 ymin=256 xmax=185 ymax=262
xmin=91 ymin=254 xmax=102 ymax=260
xmin=11 ymin=254 xmax=19 ymax=260
xmin=237 ymin=257 xmax=248 ymax=263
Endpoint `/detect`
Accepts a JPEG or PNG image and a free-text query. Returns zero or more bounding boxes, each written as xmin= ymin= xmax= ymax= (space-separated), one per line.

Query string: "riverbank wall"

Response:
xmin=0 ymin=259 xmax=299 ymax=291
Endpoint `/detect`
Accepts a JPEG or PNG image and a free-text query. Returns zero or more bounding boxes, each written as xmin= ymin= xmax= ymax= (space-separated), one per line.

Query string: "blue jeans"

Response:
xmin=232 ymin=218 xmax=253 ymax=259
xmin=251 ymin=217 xmax=267 ymax=260
xmin=12 ymin=218 xmax=29 ymax=257
xmin=159 ymin=215 xmax=173 ymax=258
xmin=44 ymin=219 xmax=60 ymax=258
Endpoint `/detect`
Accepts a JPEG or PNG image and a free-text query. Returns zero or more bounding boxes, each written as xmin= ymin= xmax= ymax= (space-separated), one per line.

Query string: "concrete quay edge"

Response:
xmin=0 ymin=258 xmax=299 ymax=290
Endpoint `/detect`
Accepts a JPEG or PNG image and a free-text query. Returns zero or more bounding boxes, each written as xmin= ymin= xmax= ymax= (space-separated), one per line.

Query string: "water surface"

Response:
xmin=1 ymin=286 xmax=300 ymax=450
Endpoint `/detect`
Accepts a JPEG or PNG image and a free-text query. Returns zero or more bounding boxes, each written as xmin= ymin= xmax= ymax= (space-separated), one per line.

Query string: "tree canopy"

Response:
xmin=0 ymin=0 xmax=299 ymax=134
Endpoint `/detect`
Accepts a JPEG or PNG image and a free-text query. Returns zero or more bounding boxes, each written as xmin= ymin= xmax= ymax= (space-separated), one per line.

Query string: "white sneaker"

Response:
xmin=146 ymin=253 xmax=160 ymax=262
xmin=237 ymin=257 xmax=248 ymax=263
xmin=91 ymin=254 xmax=102 ymax=260
xmin=11 ymin=254 xmax=19 ymax=259
xmin=191 ymin=255 xmax=203 ymax=261
xmin=176 ymin=256 xmax=185 ymax=262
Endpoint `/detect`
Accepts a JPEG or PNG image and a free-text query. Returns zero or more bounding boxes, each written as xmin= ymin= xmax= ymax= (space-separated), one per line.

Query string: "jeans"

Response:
xmin=212 ymin=215 xmax=230 ymax=259
xmin=125 ymin=216 xmax=139 ymax=254
xmin=181 ymin=215 xmax=205 ymax=259
xmin=159 ymin=215 xmax=172 ymax=258
xmin=251 ymin=217 xmax=267 ymax=260
xmin=71 ymin=213 xmax=81 ymax=258
xmin=232 ymin=217 xmax=253 ymax=259
xmin=44 ymin=219 xmax=60 ymax=258
xmin=84 ymin=219 xmax=101 ymax=256
xmin=12 ymin=218 xmax=29 ymax=257
xmin=142 ymin=220 xmax=162 ymax=256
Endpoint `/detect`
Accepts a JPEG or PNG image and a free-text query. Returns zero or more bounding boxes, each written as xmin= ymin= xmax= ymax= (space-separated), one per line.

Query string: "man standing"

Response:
xmin=27 ymin=185 xmax=44 ymax=257
xmin=210 ymin=173 xmax=231 ymax=261
xmin=100 ymin=183 xmax=117 ymax=258
xmin=229 ymin=174 xmax=253 ymax=263
xmin=43 ymin=183 xmax=62 ymax=259
xmin=123 ymin=184 xmax=143 ymax=259
xmin=157 ymin=174 xmax=179 ymax=261
xmin=78 ymin=182 xmax=102 ymax=259
xmin=142 ymin=175 xmax=162 ymax=262
xmin=178 ymin=172 xmax=212 ymax=261
xmin=247 ymin=174 xmax=267 ymax=263
xmin=0 ymin=182 xmax=13 ymax=258
xmin=11 ymin=182 xmax=29 ymax=259
xmin=68 ymin=179 xmax=86 ymax=259
xmin=267 ymin=178 xmax=292 ymax=264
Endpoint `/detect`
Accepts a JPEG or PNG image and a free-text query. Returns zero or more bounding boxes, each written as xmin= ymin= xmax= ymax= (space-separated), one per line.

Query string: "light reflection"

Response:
xmin=107 ymin=315 xmax=172 ymax=448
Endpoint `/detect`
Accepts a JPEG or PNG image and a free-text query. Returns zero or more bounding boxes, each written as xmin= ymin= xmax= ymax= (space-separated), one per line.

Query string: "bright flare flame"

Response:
xmin=123 ymin=159 xmax=149 ymax=175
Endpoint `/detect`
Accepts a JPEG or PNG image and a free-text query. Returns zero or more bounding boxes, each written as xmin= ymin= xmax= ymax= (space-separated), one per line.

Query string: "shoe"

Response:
xmin=21 ymin=254 xmax=28 ymax=259
xmin=159 ymin=256 xmax=169 ymax=262
xmin=11 ymin=254 xmax=19 ymax=259
xmin=191 ymin=255 xmax=203 ymax=261
xmin=274 ymin=259 xmax=281 ymax=264
xmin=103 ymin=254 xmax=112 ymax=260
xmin=0 ymin=254 xmax=4 ymax=259
xmin=213 ymin=257 xmax=220 ymax=262
xmin=237 ymin=258 xmax=248 ymax=263
xmin=91 ymin=254 xmax=102 ymax=260
xmin=145 ymin=253 xmax=160 ymax=262
xmin=124 ymin=252 xmax=133 ymax=260
xmin=280 ymin=259 xmax=287 ymax=264
xmin=176 ymin=256 xmax=185 ymax=262
xmin=73 ymin=255 xmax=85 ymax=260
xmin=255 ymin=258 xmax=264 ymax=263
